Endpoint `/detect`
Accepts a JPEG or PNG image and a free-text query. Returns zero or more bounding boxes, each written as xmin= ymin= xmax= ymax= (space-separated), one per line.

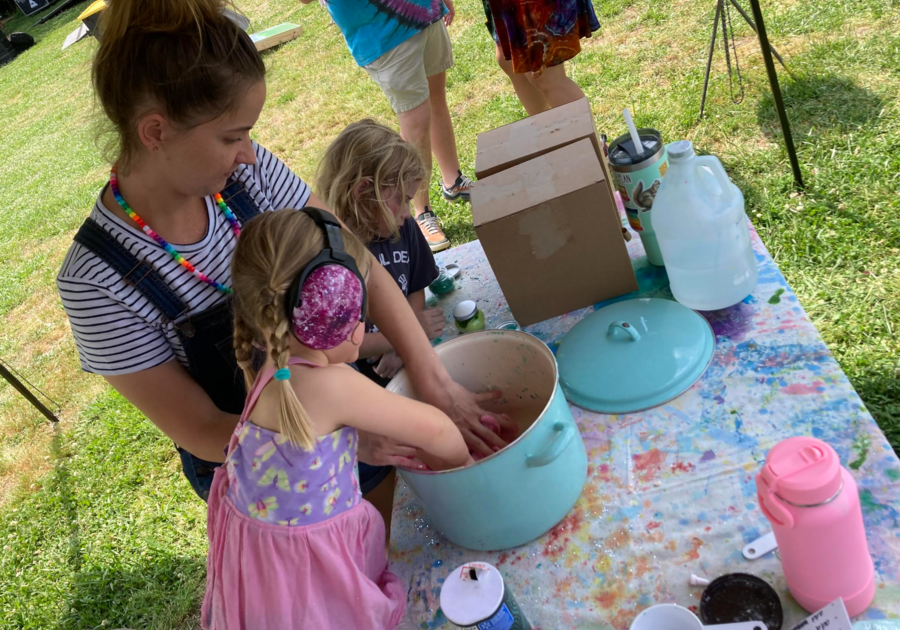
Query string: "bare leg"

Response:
xmin=496 ymin=43 xmax=550 ymax=116
xmin=526 ymin=62 xmax=586 ymax=108
xmin=426 ymin=71 xmax=462 ymax=187
xmin=363 ymin=469 xmax=396 ymax=548
xmin=397 ymin=99 xmax=433 ymax=217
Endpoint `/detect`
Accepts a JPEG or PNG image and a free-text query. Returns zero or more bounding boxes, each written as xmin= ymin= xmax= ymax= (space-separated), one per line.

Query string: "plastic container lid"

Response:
xmin=701 ymin=573 xmax=784 ymax=630
xmin=556 ymin=298 xmax=715 ymax=413
xmin=758 ymin=437 xmax=842 ymax=506
xmin=608 ymin=128 xmax=664 ymax=166
xmin=453 ymin=300 xmax=478 ymax=323
xmin=440 ymin=563 xmax=504 ymax=626
xmin=667 ymin=140 xmax=695 ymax=161
xmin=444 ymin=263 xmax=461 ymax=279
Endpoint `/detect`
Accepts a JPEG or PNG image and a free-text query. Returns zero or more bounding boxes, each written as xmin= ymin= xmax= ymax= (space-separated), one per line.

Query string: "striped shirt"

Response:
xmin=57 ymin=143 xmax=311 ymax=376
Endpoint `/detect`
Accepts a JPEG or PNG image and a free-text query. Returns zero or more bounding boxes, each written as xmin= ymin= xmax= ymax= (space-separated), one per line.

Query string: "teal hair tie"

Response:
xmin=274 ymin=368 xmax=291 ymax=381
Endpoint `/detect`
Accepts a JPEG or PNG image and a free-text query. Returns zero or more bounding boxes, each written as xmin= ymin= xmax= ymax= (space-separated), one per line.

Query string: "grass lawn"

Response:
xmin=0 ymin=0 xmax=898 ymax=626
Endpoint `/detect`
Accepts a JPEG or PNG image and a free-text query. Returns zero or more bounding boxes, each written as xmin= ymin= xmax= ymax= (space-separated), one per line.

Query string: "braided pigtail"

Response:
xmin=233 ymin=312 xmax=257 ymax=392
xmin=231 ymin=210 xmax=372 ymax=449
xmin=264 ymin=303 xmax=316 ymax=451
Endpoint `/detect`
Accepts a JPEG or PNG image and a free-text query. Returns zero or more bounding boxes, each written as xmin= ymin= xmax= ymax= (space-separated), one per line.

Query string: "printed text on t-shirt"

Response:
xmin=378 ymin=250 xmax=410 ymax=266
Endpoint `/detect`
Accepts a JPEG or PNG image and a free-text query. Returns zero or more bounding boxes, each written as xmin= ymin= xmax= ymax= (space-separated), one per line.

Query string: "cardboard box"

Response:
xmin=474 ymin=97 xmax=619 ymax=217
xmin=470 ymin=138 xmax=638 ymax=327
xmin=475 ymin=97 xmax=605 ymax=179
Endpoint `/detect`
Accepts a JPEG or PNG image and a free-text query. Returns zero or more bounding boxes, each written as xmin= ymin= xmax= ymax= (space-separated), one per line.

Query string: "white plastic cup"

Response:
xmin=631 ymin=604 xmax=705 ymax=630
xmin=630 ymin=604 xmax=766 ymax=630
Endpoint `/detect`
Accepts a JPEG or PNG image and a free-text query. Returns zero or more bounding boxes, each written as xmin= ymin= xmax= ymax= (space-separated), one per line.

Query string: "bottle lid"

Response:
xmin=453 ymin=300 xmax=477 ymax=323
xmin=758 ymin=437 xmax=842 ymax=506
xmin=667 ymin=140 xmax=695 ymax=161
xmin=444 ymin=263 xmax=461 ymax=279
xmin=440 ymin=563 xmax=504 ymax=626
xmin=700 ymin=573 xmax=783 ymax=630
xmin=608 ymin=128 xmax=664 ymax=167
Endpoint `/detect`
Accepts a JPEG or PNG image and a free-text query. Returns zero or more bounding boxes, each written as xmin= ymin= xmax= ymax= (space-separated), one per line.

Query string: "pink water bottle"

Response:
xmin=757 ymin=437 xmax=875 ymax=617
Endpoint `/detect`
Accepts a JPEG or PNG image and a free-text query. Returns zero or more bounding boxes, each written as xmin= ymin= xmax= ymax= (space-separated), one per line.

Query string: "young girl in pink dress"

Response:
xmin=201 ymin=208 xmax=472 ymax=629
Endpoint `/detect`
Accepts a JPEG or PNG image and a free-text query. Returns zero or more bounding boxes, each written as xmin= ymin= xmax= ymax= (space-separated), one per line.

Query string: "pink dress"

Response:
xmin=201 ymin=357 xmax=406 ymax=630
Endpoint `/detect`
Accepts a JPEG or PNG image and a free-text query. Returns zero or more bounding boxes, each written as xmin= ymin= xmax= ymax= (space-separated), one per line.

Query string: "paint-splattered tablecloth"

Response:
xmin=388 ymin=230 xmax=900 ymax=630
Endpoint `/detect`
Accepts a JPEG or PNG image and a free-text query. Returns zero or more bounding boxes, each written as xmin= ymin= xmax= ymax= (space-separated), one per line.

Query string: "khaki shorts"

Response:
xmin=363 ymin=20 xmax=454 ymax=114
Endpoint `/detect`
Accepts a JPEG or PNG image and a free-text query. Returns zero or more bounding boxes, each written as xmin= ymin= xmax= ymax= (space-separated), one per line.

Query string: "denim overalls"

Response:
xmin=73 ymin=178 xmax=261 ymax=500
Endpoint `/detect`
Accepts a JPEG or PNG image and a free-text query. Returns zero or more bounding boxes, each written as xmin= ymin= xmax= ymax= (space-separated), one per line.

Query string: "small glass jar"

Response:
xmin=453 ymin=300 xmax=486 ymax=334
xmin=429 ymin=270 xmax=456 ymax=296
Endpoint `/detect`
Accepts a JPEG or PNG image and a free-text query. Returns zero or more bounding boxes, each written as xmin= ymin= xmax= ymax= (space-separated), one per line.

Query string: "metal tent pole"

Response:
xmin=0 ymin=361 xmax=60 ymax=424
xmin=727 ymin=0 xmax=792 ymax=76
xmin=747 ymin=0 xmax=805 ymax=189
xmin=699 ymin=0 xmax=723 ymax=120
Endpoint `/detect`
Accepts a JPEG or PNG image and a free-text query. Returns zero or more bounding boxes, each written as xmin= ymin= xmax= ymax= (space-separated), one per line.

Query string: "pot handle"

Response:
xmin=526 ymin=421 xmax=575 ymax=468
xmin=608 ymin=320 xmax=641 ymax=342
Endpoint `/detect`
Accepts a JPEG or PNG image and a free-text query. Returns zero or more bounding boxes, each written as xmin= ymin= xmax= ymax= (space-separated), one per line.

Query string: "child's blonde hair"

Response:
xmin=317 ymin=119 xmax=426 ymax=243
xmin=231 ymin=209 xmax=371 ymax=449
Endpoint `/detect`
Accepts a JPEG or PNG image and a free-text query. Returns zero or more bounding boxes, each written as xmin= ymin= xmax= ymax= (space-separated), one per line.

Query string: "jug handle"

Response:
xmin=694 ymin=156 xmax=736 ymax=207
xmin=526 ymin=421 xmax=575 ymax=468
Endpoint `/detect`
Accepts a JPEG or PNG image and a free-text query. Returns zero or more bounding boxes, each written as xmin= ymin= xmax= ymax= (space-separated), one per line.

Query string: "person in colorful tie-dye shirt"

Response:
xmin=301 ymin=0 xmax=474 ymax=253
xmin=481 ymin=0 xmax=600 ymax=115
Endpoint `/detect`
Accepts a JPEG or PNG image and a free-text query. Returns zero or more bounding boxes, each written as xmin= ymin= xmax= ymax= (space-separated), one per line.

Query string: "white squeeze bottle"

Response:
xmin=653 ymin=141 xmax=757 ymax=310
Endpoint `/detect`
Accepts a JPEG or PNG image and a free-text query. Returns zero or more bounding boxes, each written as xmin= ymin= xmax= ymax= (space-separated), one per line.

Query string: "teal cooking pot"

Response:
xmin=386 ymin=330 xmax=587 ymax=551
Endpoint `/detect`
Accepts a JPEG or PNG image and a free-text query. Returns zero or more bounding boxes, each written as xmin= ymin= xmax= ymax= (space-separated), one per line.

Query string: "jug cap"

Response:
xmin=759 ymin=437 xmax=842 ymax=507
xmin=440 ymin=563 xmax=504 ymax=626
xmin=667 ymin=140 xmax=695 ymax=161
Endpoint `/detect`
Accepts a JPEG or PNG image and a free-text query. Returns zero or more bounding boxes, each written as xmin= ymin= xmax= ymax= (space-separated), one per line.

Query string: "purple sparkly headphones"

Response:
xmin=283 ymin=208 xmax=367 ymax=350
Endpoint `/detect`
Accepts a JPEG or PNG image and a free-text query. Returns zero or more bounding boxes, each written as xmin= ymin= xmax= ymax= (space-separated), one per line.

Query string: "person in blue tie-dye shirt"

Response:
xmin=302 ymin=0 xmax=473 ymax=253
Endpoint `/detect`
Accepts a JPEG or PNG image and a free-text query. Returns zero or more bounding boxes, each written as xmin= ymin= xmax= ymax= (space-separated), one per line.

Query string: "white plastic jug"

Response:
xmin=653 ymin=141 xmax=757 ymax=311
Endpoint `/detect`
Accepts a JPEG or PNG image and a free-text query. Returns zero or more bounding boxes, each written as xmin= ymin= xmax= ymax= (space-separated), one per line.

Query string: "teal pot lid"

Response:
xmin=557 ymin=298 xmax=715 ymax=413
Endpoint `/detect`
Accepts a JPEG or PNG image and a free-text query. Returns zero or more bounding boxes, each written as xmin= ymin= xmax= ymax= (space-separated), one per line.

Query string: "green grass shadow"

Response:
xmin=757 ymin=74 xmax=885 ymax=139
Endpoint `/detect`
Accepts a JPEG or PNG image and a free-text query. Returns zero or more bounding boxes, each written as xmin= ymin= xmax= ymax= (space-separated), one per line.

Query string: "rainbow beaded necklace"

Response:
xmin=109 ymin=166 xmax=240 ymax=295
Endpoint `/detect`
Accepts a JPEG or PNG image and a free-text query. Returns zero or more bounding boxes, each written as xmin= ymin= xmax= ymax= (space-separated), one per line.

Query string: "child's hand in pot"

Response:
xmin=413 ymin=449 xmax=474 ymax=471
xmin=357 ymin=432 xmax=420 ymax=468
xmin=374 ymin=352 xmax=404 ymax=379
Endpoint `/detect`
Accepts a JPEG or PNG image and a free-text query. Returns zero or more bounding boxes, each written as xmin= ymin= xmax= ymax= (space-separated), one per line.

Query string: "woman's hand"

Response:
xmin=444 ymin=0 xmax=455 ymax=26
xmin=423 ymin=381 xmax=518 ymax=457
xmin=416 ymin=307 xmax=445 ymax=340
xmin=366 ymin=262 xmax=514 ymax=457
